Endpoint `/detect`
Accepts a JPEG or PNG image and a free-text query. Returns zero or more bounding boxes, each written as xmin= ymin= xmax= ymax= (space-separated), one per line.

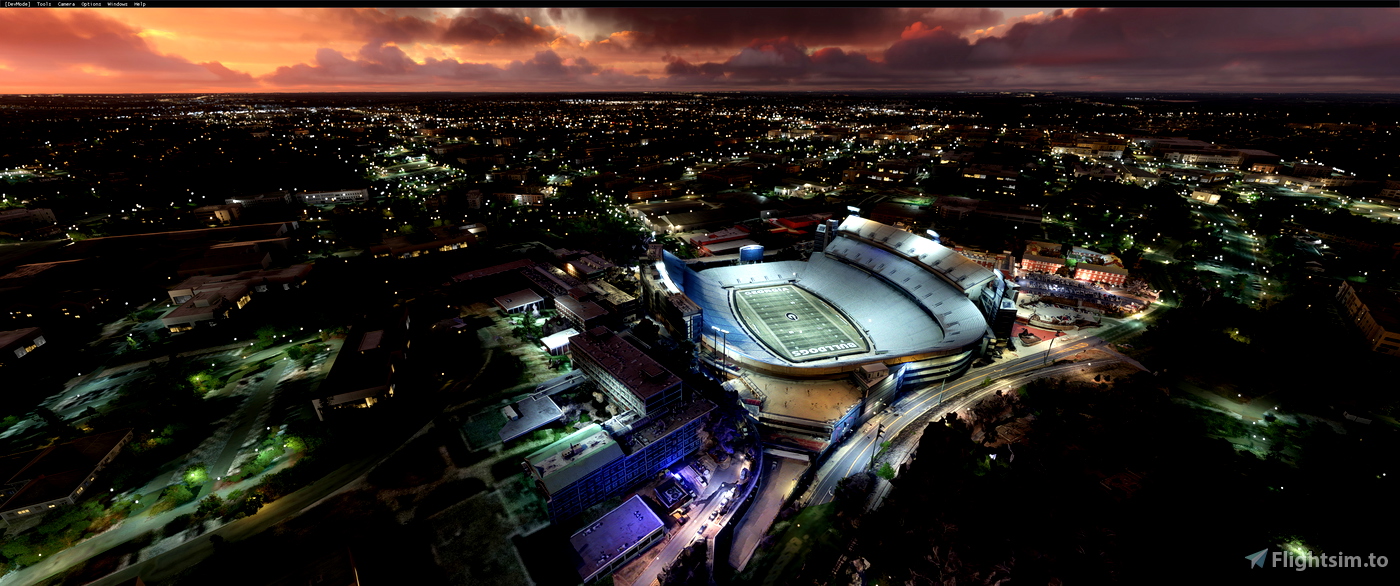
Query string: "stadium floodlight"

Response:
xmin=925 ymin=229 xmax=941 ymax=243
xmin=711 ymin=326 xmax=730 ymax=368
xmin=846 ymin=205 xmax=860 ymax=215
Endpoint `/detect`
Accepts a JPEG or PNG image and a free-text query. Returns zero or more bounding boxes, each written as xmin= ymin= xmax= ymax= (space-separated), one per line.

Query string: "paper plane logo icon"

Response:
xmin=1245 ymin=548 xmax=1268 ymax=568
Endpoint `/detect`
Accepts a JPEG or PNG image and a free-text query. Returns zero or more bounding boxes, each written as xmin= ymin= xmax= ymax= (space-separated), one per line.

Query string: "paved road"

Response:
xmin=80 ymin=451 xmax=390 ymax=586
xmin=729 ymin=456 xmax=808 ymax=572
xmin=200 ymin=360 xmax=292 ymax=494
xmin=628 ymin=463 xmax=745 ymax=586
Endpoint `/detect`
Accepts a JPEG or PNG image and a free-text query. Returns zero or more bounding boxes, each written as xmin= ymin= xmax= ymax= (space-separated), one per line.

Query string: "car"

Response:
xmin=697 ymin=524 xmax=709 ymax=535
xmin=709 ymin=511 xmax=718 ymax=521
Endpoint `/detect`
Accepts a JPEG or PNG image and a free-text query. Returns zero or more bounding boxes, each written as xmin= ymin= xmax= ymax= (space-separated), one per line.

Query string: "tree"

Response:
xmin=163 ymin=513 xmax=196 ymax=537
xmin=283 ymin=435 xmax=307 ymax=452
xmin=184 ymin=463 xmax=209 ymax=486
xmin=196 ymin=494 xmax=225 ymax=519
xmin=229 ymin=490 xmax=266 ymax=518
xmin=285 ymin=345 xmax=304 ymax=360
xmin=876 ymin=462 xmax=897 ymax=480
xmin=833 ymin=471 xmax=875 ymax=520
xmin=161 ymin=483 xmax=196 ymax=507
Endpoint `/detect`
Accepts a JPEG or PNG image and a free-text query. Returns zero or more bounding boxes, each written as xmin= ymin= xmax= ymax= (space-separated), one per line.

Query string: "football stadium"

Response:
xmin=646 ymin=215 xmax=1018 ymax=454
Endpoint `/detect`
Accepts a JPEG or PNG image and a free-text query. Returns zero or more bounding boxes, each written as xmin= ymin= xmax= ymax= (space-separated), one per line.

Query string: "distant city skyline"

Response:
xmin=2 ymin=6 xmax=1399 ymax=93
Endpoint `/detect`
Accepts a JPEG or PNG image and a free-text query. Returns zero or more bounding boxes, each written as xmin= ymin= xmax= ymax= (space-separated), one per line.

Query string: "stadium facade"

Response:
xmin=643 ymin=215 xmax=1018 ymax=454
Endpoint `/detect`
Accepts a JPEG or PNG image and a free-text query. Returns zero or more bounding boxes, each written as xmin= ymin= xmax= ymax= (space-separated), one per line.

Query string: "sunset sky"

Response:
xmin=2 ymin=6 xmax=1399 ymax=93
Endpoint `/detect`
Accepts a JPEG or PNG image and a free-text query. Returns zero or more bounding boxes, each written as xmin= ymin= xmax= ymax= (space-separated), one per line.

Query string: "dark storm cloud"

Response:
xmin=264 ymin=43 xmax=639 ymax=89
xmin=661 ymin=7 xmax=1400 ymax=91
xmin=330 ymin=8 xmax=569 ymax=47
xmin=577 ymin=7 xmax=1002 ymax=49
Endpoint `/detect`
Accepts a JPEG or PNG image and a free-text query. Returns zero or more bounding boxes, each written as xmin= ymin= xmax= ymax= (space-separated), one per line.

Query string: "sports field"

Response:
xmin=732 ymin=285 xmax=869 ymax=362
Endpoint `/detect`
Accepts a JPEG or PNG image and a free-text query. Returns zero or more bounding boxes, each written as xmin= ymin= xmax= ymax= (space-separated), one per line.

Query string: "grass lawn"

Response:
xmin=461 ymin=410 xmax=507 ymax=451
xmin=497 ymin=473 xmax=549 ymax=528
xmin=428 ymin=492 xmax=532 ymax=586
xmin=736 ymin=503 xmax=843 ymax=586
xmin=366 ymin=434 xmax=449 ymax=490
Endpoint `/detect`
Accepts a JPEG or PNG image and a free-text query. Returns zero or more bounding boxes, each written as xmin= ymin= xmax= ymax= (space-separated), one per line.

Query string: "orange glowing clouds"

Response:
xmin=1 ymin=6 xmax=1398 ymax=93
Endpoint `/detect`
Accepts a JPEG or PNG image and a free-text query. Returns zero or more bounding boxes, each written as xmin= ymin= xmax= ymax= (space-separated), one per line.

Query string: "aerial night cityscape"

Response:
xmin=1 ymin=2 xmax=1399 ymax=585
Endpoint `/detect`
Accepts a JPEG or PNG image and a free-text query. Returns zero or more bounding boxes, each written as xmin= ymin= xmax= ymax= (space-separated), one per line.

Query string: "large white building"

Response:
xmin=298 ymin=189 xmax=369 ymax=205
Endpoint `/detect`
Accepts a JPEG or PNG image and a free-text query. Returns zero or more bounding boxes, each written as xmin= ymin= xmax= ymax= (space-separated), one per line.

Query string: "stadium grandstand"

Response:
xmin=646 ymin=215 xmax=1017 ymax=455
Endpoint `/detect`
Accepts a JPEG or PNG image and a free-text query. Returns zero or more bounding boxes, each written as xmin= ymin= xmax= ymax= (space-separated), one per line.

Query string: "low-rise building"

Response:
xmin=570 ymin=495 xmax=666 ymax=583
xmin=495 ymin=289 xmax=545 ymax=314
xmin=570 ymin=281 xmax=638 ymax=323
xmin=167 ymin=264 xmax=312 ymax=304
xmin=0 ymin=429 xmax=133 ymax=525
xmin=0 ymin=327 xmax=45 ymax=364
xmin=191 ymin=204 xmax=242 ymax=225
xmin=226 ymin=192 xmax=293 ymax=207
xmin=627 ymin=184 xmax=673 ymax=201
xmin=1074 ymin=263 xmax=1130 ymax=287
xmin=1337 ymin=281 xmax=1400 ymax=357
xmin=299 ymin=189 xmax=369 ymax=205
xmin=524 ymin=399 xmax=714 ymax=521
xmin=163 ymin=265 xmax=311 ymax=332
xmin=555 ymin=251 xmax=617 ymax=281
xmin=367 ymin=227 xmax=477 ymax=259
xmin=311 ymin=310 xmax=409 ymax=421
xmin=0 ymin=208 xmax=60 ymax=239
xmin=541 ymin=328 xmax=580 ymax=356
xmin=697 ymin=166 xmax=754 ymax=186
xmin=161 ymin=286 xmax=250 ymax=333
xmin=1377 ymin=180 xmax=1400 ymax=202
xmin=557 ymin=295 xmax=613 ymax=332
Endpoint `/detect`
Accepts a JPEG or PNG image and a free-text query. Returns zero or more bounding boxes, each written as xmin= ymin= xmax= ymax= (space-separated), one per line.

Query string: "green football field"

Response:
xmin=732 ymin=285 xmax=869 ymax=362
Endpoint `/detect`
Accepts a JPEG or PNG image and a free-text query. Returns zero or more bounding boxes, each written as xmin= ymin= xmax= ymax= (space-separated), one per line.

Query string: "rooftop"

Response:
xmin=495 ymin=288 xmax=545 ymax=312
xmin=607 ymin=399 xmax=715 ymax=456
xmin=0 ymin=327 xmax=42 ymax=351
xmin=570 ymin=495 xmax=665 ymax=582
xmin=556 ymin=295 xmax=610 ymax=322
xmin=0 ymin=429 xmax=133 ymax=514
xmin=498 ymin=393 xmax=566 ymax=444
xmin=525 ymin=424 xmax=624 ymax=494
xmin=581 ymin=280 xmax=635 ymax=308
xmin=569 ymin=327 xmax=680 ymax=402
xmin=1348 ymin=282 xmax=1400 ymax=332
xmin=541 ymin=327 xmax=580 ymax=352
xmin=449 ymin=258 xmax=534 ymax=283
